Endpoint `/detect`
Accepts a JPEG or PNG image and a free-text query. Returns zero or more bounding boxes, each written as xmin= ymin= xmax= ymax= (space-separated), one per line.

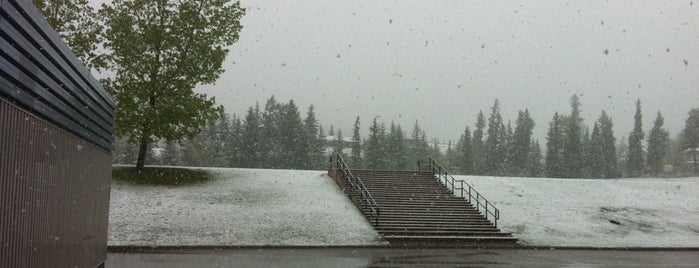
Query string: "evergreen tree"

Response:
xmin=616 ymin=139 xmax=628 ymax=177
xmin=683 ymin=108 xmax=699 ymax=175
xmin=160 ymin=140 xmax=182 ymax=166
xmin=241 ymin=105 xmax=263 ymax=168
xmin=527 ymin=140 xmax=544 ymax=177
xmin=562 ymin=94 xmax=583 ymax=178
xmin=627 ymin=99 xmax=645 ymax=177
xmin=455 ymin=127 xmax=473 ymax=174
xmin=581 ymin=126 xmax=593 ymax=178
xmin=410 ymin=121 xmax=430 ymax=166
xmin=180 ymin=117 xmax=229 ymax=167
xmin=646 ymin=112 xmax=669 ymax=176
xmin=227 ymin=115 xmax=243 ymax=167
xmin=446 ymin=140 xmax=458 ymax=171
xmin=365 ymin=118 xmax=387 ymax=169
xmin=333 ymin=129 xmax=345 ymax=155
xmin=472 ymin=111 xmax=486 ymax=175
xmin=502 ymin=121 xmax=515 ymax=176
xmin=387 ymin=123 xmax=408 ymax=170
xmin=350 ymin=116 xmax=363 ymax=167
xmin=261 ymin=96 xmax=282 ymax=168
xmin=666 ymin=133 xmax=685 ymax=175
xmin=598 ymin=111 xmax=618 ymax=178
xmin=512 ymin=110 xmax=535 ymax=176
xmin=545 ymin=113 xmax=564 ymax=178
xmin=484 ymin=100 xmax=505 ymax=175
xmin=588 ymin=122 xmax=603 ymax=178
xmin=114 ymin=136 xmax=138 ymax=165
xmin=303 ymin=105 xmax=324 ymax=169
xmin=277 ymin=100 xmax=305 ymax=169
xmin=428 ymin=139 xmax=445 ymax=164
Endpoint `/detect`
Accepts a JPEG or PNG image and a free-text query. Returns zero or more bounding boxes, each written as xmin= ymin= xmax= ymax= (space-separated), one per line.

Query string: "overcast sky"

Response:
xmin=96 ymin=0 xmax=699 ymax=143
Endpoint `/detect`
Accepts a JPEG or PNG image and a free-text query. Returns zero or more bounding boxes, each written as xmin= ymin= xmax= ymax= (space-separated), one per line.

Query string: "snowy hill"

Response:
xmin=109 ymin=167 xmax=699 ymax=247
xmin=453 ymin=175 xmax=699 ymax=247
xmin=109 ymin=168 xmax=385 ymax=246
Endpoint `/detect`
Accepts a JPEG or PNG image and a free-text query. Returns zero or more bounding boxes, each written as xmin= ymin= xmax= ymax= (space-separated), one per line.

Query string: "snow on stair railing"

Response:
xmin=417 ymin=157 xmax=500 ymax=228
xmin=329 ymin=153 xmax=380 ymax=225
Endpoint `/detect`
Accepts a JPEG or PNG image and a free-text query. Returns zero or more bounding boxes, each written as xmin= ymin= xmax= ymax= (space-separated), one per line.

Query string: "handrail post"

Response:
xmin=476 ymin=192 xmax=480 ymax=211
xmin=485 ymin=201 xmax=488 ymax=220
xmin=468 ymin=186 xmax=472 ymax=203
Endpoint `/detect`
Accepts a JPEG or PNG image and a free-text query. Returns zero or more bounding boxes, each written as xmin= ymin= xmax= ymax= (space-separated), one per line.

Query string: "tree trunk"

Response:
xmin=135 ymin=133 xmax=149 ymax=170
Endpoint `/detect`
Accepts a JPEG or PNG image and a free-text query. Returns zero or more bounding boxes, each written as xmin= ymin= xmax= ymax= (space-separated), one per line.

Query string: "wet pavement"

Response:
xmin=106 ymin=247 xmax=699 ymax=267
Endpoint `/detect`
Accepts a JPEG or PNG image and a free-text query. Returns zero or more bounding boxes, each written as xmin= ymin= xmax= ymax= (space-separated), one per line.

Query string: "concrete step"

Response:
xmin=376 ymin=226 xmax=500 ymax=232
xmin=374 ymin=203 xmax=475 ymax=209
xmin=378 ymin=230 xmax=511 ymax=236
xmin=383 ymin=235 xmax=519 ymax=246
xmin=373 ymin=217 xmax=488 ymax=223
xmin=376 ymin=222 xmax=493 ymax=227
xmin=372 ymin=215 xmax=489 ymax=221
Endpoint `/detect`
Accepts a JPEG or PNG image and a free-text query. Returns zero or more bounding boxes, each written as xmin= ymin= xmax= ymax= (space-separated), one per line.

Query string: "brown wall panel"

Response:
xmin=1 ymin=98 xmax=111 ymax=268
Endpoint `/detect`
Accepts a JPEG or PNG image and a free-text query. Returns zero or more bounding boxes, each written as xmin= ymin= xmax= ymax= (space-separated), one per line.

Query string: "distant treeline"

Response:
xmin=114 ymin=95 xmax=699 ymax=178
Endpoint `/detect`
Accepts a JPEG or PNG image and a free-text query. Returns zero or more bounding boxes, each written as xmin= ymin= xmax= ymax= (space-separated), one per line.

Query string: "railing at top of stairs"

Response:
xmin=417 ymin=157 xmax=500 ymax=228
xmin=329 ymin=153 xmax=380 ymax=225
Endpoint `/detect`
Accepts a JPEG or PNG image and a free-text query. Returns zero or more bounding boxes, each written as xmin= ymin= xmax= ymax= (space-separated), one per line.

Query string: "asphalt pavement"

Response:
xmin=106 ymin=247 xmax=699 ymax=267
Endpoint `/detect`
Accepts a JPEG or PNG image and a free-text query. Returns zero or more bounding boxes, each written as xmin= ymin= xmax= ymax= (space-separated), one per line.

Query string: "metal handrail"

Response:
xmin=329 ymin=153 xmax=380 ymax=225
xmin=417 ymin=157 xmax=500 ymax=228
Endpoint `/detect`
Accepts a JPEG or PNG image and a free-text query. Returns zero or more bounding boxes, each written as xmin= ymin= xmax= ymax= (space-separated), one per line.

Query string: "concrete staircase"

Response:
xmin=349 ymin=169 xmax=517 ymax=246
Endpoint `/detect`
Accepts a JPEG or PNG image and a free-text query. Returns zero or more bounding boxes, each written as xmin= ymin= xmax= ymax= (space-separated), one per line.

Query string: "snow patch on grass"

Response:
xmin=109 ymin=168 xmax=385 ymax=246
xmin=453 ymin=175 xmax=699 ymax=247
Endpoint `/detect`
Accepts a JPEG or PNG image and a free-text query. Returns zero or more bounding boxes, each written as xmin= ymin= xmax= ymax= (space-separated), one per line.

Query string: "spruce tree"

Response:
xmin=588 ymin=122 xmax=603 ymax=178
xmin=277 ymin=100 xmax=305 ymax=169
xmin=527 ymin=140 xmax=544 ymax=177
xmin=161 ymin=140 xmax=181 ymax=166
xmin=303 ymin=105 xmax=324 ymax=169
xmin=350 ymin=116 xmax=363 ymax=167
xmin=545 ymin=113 xmax=564 ymax=178
xmin=616 ymin=140 xmax=628 ymax=177
xmin=562 ymin=94 xmax=583 ymax=178
xmin=410 ymin=121 xmax=429 ymax=166
xmin=333 ymin=129 xmax=345 ymax=155
xmin=627 ymin=99 xmax=645 ymax=177
xmin=472 ymin=111 xmax=486 ymax=175
xmin=646 ymin=111 xmax=669 ymax=176
xmin=241 ymin=105 xmax=262 ymax=168
xmin=512 ymin=110 xmax=535 ymax=176
xmin=682 ymin=108 xmax=699 ymax=175
xmin=227 ymin=115 xmax=243 ymax=167
xmin=387 ymin=123 xmax=408 ymax=170
xmin=598 ymin=111 xmax=618 ymax=178
xmin=456 ymin=127 xmax=473 ymax=174
xmin=365 ymin=118 xmax=387 ymax=169
xmin=483 ymin=100 xmax=506 ymax=175
xmin=261 ymin=96 xmax=282 ymax=168
xmin=502 ymin=121 xmax=515 ymax=176
xmin=484 ymin=100 xmax=505 ymax=175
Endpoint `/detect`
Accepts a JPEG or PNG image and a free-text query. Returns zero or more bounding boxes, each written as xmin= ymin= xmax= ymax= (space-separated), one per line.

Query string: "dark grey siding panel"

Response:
xmin=0 ymin=0 xmax=115 ymax=151
xmin=1 ymin=1 xmax=113 ymax=267
xmin=1 ymin=99 xmax=111 ymax=268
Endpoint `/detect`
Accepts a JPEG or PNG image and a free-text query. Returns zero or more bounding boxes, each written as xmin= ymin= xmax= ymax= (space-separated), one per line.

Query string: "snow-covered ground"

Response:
xmin=108 ymin=168 xmax=385 ymax=246
xmin=453 ymin=175 xmax=699 ymax=247
xmin=109 ymin=167 xmax=699 ymax=247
